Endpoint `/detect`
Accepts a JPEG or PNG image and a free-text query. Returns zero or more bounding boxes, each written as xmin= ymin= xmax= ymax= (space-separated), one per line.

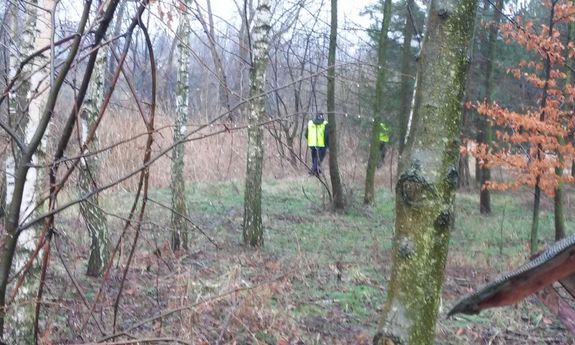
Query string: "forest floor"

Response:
xmin=46 ymin=177 xmax=575 ymax=344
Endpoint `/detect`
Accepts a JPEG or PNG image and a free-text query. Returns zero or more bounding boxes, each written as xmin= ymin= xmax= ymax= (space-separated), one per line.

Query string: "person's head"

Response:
xmin=313 ymin=113 xmax=325 ymax=124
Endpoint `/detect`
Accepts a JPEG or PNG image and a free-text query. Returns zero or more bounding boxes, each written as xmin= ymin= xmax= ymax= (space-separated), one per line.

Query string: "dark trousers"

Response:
xmin=377 ymin=142 xmax=387 ymax=168
xmin=310 ymin=146 xmax=327 ymax=174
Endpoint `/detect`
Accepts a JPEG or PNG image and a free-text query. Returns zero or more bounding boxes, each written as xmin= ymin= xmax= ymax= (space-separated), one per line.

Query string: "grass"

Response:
xmin=47 ymin=177 xmax=575 ymax=344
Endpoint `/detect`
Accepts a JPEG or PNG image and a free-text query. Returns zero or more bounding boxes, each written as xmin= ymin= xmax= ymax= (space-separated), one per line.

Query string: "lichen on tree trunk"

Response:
xmin=3 ymin=0 xmax=54 ymax=342
xmin=79 ymin=37 xmax=111 ymax=277
xmin=374 ymin=0 xmax=478 ymax=343
xmin=171 ymin=1 xmax=192 ymax=251
xmin=242 ymin=0 xmax=271 ymax=247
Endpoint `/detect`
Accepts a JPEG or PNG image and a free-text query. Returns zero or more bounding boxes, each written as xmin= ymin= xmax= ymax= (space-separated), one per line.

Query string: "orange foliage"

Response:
xmin=474 ymin=0 xmax=575 ymax=197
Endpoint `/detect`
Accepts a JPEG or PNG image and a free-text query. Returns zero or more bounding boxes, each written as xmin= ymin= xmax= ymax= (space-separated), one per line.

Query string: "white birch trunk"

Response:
xmin=170 ymin=0 xmax=191 ymax=250
xmin=242 ymin=0 xmax=271 ymax=247
xmin=6 ymin=0 xmax=54 ymax=342
xmin=79 ymin=40 xmax=110 ymax=277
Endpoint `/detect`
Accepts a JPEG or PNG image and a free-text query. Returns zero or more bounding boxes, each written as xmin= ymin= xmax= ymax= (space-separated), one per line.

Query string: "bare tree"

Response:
xmin=79 ymin=32 xmax=111 ymax=278
xmin=192 ymin=0 xmax=234 ymax=120
xmin=243 ymin=0 xmax=271 ymax=247
xmin=398 ymin=0 xmax=417 ymax=154
xmin=0 ymin=0 xmax=124 ymax=339
xmin=3 ymin=0 xmax=54 ymax=341
xmin=171 ymin=0 xmax=192 ymax=251
xmin=327 ymin=0 xmax=345 ymax=210
xmin=364 ymin=0 xmax=392 ymax=205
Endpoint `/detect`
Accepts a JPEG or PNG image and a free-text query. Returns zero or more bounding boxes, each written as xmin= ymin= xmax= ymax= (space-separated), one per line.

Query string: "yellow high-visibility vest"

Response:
xmin=307 ymin=120 xmax=327 ymax=147
xmin=379 ymin=123 xmax=390 ymax=142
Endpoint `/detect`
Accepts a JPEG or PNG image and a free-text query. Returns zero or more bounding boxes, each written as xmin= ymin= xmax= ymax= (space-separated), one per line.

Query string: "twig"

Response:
xmin=71 ymin=337 xmax=193 ymax=345
xmin=53 ymin=234 xmax=106 ymax=336
xmin=98 ymin=270 xmax=294 ymax=342
xmin=146 ymin=198 xmax=219 ymax=248
xmin=112 ymin=8 xmax=156 ymax=332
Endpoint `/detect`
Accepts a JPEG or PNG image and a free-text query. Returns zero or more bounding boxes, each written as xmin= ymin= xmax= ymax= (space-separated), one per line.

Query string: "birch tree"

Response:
xmin=3 ymin=0 xmax=54 ymax=342
xmin=171 ymin=0 xmax=191 ymax=251
xmin=79 ymin=42 xmax=110 ymax=277
xmin=373 ymin=0 xmax=478 ymax=343
xmin=243 ymin=0 xmax=271 ymax=247
xmin=0 ymin=0 xmax=121 ymax=339
xmin=364 ymin=0 xmax=392 ymax=205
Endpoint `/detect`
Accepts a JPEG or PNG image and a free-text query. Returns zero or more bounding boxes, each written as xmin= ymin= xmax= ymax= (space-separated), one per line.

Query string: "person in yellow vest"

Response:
xmin=305 ymin=113 xmax=329 ymax=176
xmin=378 ymin=121 xmax=390 ymax=168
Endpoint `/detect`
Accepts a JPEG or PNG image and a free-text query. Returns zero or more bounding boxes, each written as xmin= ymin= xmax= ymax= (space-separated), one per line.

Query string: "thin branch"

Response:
xmin=71 ymin=338 xmax=193 ymax=345
xmin=98 ymin=270 xmax=295 ymax=342
xmin=146 ymin=198 xmax=219 ymax=248
xmin=112 ymin=8 xmax=155 ymax=332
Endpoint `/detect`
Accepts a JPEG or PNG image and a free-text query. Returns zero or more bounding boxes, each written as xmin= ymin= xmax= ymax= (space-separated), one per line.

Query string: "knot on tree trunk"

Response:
xmin=437 ymin=8 xmax=451 ymax=18
xmin=398 ymin=161 xmax=435 ymax=207
xmin=435 ymin=209 xmax=452 ymax=229
xmin=373 ymin=332 xmax=404 ymax=345
xmin=446 ymin=166 xmax=459 ymax=188
xmin=435 ymin=2 xmax=455 ymax=19
xmin=398 ymin=236 xmax=416 ymax=259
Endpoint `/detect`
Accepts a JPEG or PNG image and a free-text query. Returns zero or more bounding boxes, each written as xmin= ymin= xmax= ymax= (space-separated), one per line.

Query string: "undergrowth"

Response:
xmin=45 ymin=178 xmax=575 ymax=344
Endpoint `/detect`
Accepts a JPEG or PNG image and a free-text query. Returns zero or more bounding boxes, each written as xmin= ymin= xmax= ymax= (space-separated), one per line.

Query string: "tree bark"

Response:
xmin=0 ymin=0 xmax=110 ymax=338
xmin=555 ymin=0 xmax=574 ymax=241
xmin=171 ymin=0 xmax=192 ymax=251
xmin=79 ymin=35 xmax=111 ymax=277
xmin=327 ymin=0 xmax=345 ymax=210
xmin=242 ymin=0 xmax=271 ymax=247
xmin=194 ymin=0 xmax=234 ymax=120
xmin=4 ymin=0 xmax=53 ymax=342
xmin=398 ymin=0 xmax=415 ymax=154
xmin=531 ymin=1 xmax=556 ymax=254
xmin=364 ymin=0 xmax=392 ymax=204
xmin=554 ymin=168 xmax=565 ymax=241
xmin=104 ymin=0 xmax=126 ymax=92
xmin=478 ymin=0 xmax=502 ymax=215
xmin=374 ymin=0 xmax=478 ymax=343
xmin=531 ymin=180 xmax=541 ymax=254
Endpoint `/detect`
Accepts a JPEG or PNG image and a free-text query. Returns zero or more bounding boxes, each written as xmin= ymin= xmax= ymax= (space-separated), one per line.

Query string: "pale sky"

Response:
xmin=199 ymin=0 xmax=378 ymax=34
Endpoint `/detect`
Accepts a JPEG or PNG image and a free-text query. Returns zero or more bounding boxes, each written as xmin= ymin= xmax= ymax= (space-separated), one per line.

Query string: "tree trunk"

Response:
xmin=374 ymin=0 xmax=478 ymax=343
xmin=234 ymin=0 xmax=254 ymax=119
xmin=195 ymin=0 xmax=234 ymax=120
xmin=4 ymin=0 xmax=53 ymax=342
xmin=171 ymin=1 xmax=192 ymax=251
xmin=0 ymin=0 xmax=107 ymax=338
xmin=104 ymin=0 xmax=126 ymax=91
xmin=364 ymin=0 xmax=392 ymax=205
xmin=80 ymin=36 xmax=111 ymax=277
xmin=554 ymin=167 xmax=565 ymax=241
xmin=458 ymin=151 xmax=471 ymax=188
xmin=531 ymin=180 xmax=541 ymax=254
xmin=555 ymin=0 xmax=574 ymax=241
xmin=477 ymin=0 xmax=491 ymax=214
xmin=478 ymin=0 xmax=503 ymax=215
xmin=242 ymin=0 xmax=271 ymax=247
xmin=531 ymin=1 xmax=556 ymax=254
xmin=398 ymin=0 xmax=415 ymax=154
xmin=327 ymin=0 xmax=345 ymax=210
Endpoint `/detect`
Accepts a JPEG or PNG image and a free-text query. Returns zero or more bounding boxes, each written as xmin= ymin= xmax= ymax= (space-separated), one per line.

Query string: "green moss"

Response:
xmin=377 ymin=0 xmax=479 ymax=343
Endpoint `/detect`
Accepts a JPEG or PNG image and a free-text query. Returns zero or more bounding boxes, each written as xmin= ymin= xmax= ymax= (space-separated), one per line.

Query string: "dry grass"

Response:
xmin=88 ymin=110 xmax=394 ymax=192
